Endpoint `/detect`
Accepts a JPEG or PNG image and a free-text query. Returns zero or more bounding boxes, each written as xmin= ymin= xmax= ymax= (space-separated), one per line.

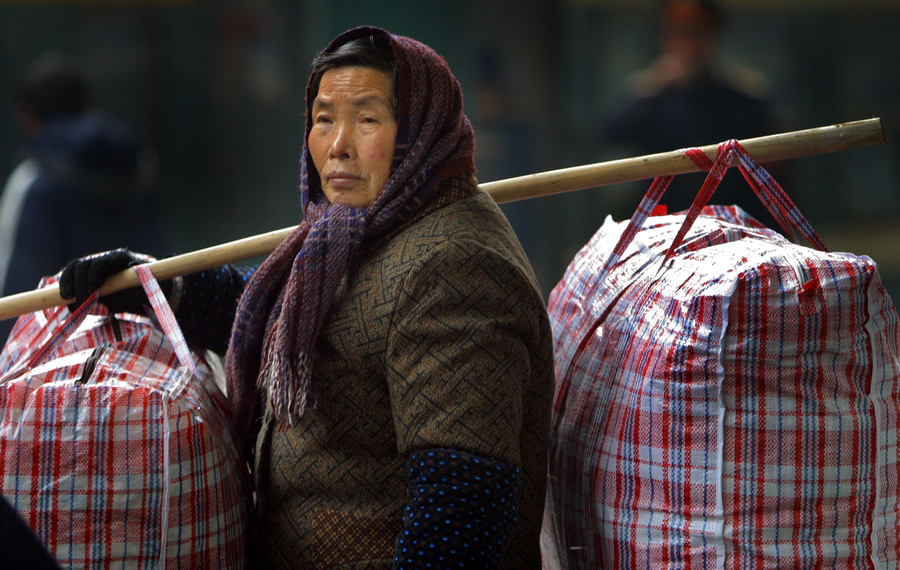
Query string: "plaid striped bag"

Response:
xmin=0 ymin=265 xmax=249 ymax=569
xmin=542 ymin=141 xmax=900 ymax=569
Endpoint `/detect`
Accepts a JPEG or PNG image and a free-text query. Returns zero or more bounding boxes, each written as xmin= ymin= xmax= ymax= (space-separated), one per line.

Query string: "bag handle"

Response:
xmin=16 ymin=290 xmax=103 ymax=372
xmin=133 ymin=265 xmax=197 ymax=376
xmin=665 ymin=140 xmax=828 ymax=259
xmin=678 ymin=147 xmax=797 ymax=244
xmin=598 ymin=140 xmax=828 ymax=283
xmin=12 ymin=266 xmax=197 ymax=378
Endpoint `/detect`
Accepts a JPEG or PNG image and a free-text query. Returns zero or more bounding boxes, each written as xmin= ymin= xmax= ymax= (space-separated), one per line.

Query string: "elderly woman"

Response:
xmin=61 ymin=27 xmax=554 ymax=569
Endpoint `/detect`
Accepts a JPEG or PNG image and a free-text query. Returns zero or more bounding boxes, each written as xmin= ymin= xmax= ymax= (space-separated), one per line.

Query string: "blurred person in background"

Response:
xmin=602 ymin=0 xmax=779 ymax=229
xmin=60 ymin=27 xmax=554 ymax=569
xmin=0 ymin=52 xmax=164 ymax=343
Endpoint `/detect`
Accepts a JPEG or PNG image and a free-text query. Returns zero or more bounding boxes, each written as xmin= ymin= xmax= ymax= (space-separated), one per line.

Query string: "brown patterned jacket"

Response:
xmin=250 ymin=174 xmax=555 ymax=569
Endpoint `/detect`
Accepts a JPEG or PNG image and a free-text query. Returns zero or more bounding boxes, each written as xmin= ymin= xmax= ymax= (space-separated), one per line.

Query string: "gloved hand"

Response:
xmin=59 ymin=248 xmax=159 ymax=314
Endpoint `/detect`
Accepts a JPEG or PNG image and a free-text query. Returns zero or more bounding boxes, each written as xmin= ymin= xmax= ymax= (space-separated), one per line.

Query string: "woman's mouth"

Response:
xmin=326 ymin=172 xmax=361 ymax=187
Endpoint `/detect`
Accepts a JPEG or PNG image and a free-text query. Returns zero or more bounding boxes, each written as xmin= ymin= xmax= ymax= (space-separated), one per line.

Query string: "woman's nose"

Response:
xmin=329 ymin=123 xmax=353 ymax=158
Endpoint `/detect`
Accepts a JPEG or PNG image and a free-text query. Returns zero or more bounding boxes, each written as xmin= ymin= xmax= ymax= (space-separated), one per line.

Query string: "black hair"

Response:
xmin=19 ymin=53 xmax=88 ymax=121
xmin=309 ymin=35 xmax=399 ymax=114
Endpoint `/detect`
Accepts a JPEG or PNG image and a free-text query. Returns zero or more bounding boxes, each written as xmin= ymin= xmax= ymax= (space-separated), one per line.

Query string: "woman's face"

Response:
xmin=308 ymin=66 xmax=398 ymax=208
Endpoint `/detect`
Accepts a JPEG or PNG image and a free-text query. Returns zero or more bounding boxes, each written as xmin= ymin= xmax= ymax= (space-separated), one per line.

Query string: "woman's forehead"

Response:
xmin=314 ymin=67 xmax=394 ymax=105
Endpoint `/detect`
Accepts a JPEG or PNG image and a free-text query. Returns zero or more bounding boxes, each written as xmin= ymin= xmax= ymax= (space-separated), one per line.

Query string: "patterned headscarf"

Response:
xmin=225 ymin=27 xmax=476 ymax=434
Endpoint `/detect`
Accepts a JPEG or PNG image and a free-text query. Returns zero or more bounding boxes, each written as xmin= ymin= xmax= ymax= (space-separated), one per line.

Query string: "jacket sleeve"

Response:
xmin=386 ymin=237 xmax=546 ymax=566
xmin=175 ymin=264 xmax=256 ymax=355
xmin=393 ymin=448 xmax=521 ymax=569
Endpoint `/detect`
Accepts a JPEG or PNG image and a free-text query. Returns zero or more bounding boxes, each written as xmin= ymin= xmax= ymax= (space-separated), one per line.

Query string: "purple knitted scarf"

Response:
xmin=225 ymin=27 xmax=476 ymax=434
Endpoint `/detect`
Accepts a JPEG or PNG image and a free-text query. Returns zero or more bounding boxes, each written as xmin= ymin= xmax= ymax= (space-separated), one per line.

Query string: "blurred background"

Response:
xmin=0 ymin=0 xmax=897 ymax=303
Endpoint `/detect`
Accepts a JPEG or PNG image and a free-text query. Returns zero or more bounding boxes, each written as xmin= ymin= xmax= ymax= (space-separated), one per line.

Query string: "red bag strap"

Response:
xmin=667 ymin=140 xmax=827 ymax=258
xmin=134 ymin=265 xmax=197 ymax=376
xmin=11 ymin=266 xmax=198 ymax=380
xmin=599 ymin=140 xmax=828 ymax=282
xmin=18 ymin=290 xmax=103 ymax=371
xmin=595 ymin=174 xmax=674 ymax=284
xmin=680 ymin=146 xmax=796 ymax=243
xmin=731 ymin=140 xmax=826 ymax=250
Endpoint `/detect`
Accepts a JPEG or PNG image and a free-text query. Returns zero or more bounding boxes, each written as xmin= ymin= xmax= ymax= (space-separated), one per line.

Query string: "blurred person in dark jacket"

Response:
xmin=0 ymin=53 xmax=165 ymax=342
xmin=602 ymin=0 xmax=780 ymax=229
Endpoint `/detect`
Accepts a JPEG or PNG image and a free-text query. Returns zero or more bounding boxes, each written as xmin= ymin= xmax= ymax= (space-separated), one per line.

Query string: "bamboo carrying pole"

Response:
xmin=0 ymin=117 xmax=886 ymax=322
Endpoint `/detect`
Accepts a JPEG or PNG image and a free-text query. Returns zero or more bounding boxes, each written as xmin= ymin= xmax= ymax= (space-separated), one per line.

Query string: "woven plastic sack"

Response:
xmin=0 ymin=265 xmax=249 ymax=569
xmin=542 ymin=142 xmax=900 ymax=569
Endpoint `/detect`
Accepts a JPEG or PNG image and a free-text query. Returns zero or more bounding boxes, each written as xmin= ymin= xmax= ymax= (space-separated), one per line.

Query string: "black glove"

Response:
xmin=59 ymin=248 xmax=162 ymax=314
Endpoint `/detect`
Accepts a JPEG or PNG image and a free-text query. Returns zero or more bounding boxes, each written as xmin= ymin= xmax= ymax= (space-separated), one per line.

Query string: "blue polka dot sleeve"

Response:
xmin=393 ymin=448 xmax=521 ymax=569
xmin=174 ymin=264 xmax=256 ymax=355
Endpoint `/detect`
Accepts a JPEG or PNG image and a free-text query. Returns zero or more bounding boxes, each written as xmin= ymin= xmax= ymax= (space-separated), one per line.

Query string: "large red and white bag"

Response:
xmin=543 ymin=142 xmax=900 ymax=569
xmin=0 ymin=265 xmax=249 ymax=569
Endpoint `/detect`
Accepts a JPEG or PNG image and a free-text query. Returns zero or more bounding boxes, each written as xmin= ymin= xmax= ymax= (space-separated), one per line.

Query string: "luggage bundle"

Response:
xmin=0 ymin=265 xmax=249 ymax=569
xmin=543 ymin=142 xmax=900 ymax=569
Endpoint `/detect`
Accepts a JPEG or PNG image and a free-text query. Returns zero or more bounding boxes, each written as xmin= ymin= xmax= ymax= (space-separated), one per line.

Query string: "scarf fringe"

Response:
xmin=260 ymin=350 xmax=312 ymax=426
